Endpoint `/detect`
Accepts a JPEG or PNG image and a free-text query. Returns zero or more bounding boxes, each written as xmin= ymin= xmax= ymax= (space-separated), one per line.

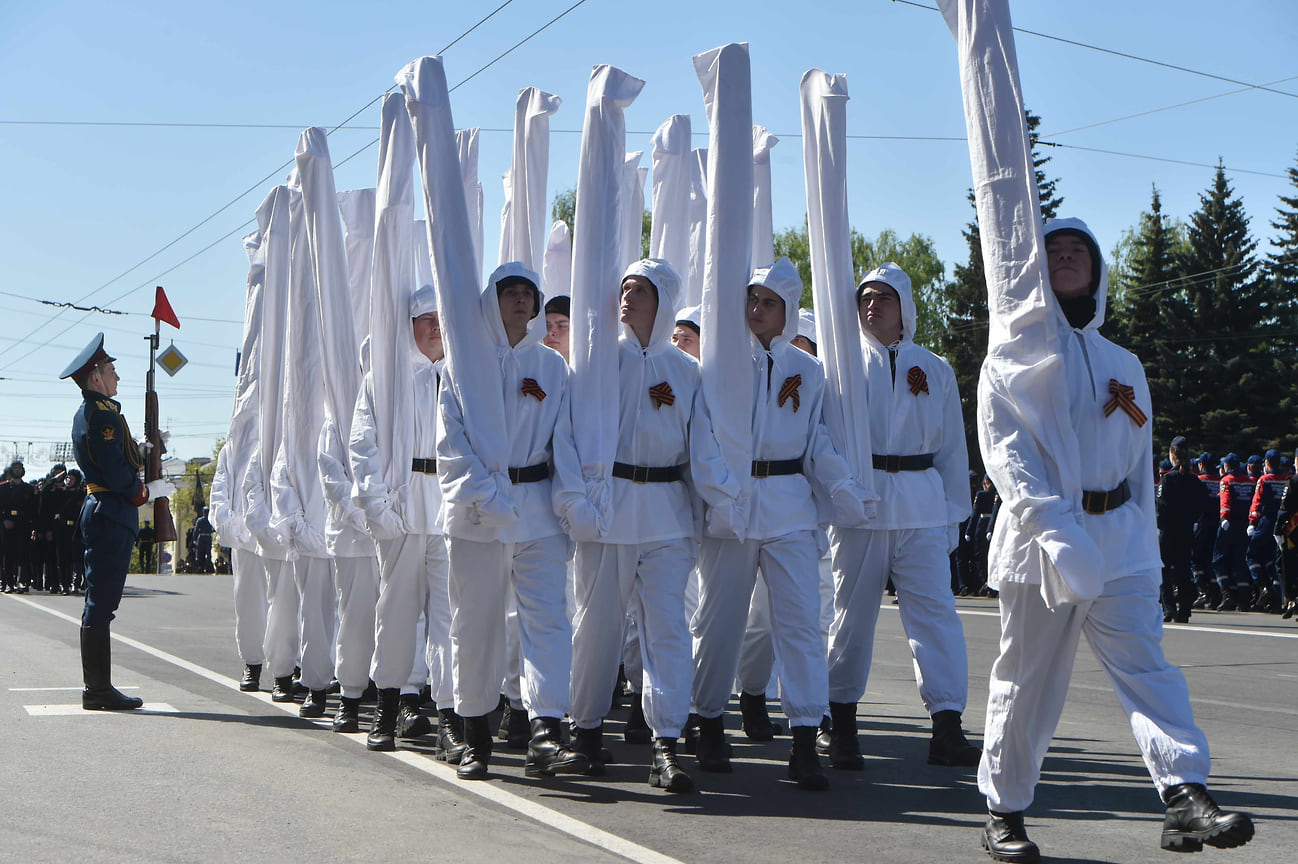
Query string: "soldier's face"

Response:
xmin=412 ymin=312 xmax=443 ymax=363
xmin=858 ymin=283 xmax=902 ymax=344
xmin=91 ymin=361 xmax=119 ymax=397
xmin=619 ymin=276 xmax=659 ymax=335
xmin=543 ymin=313 xmax=570 ymax=362
xmin=747 ymin=285 xmax=786 ymax=346
xmin=1046 ymin=234 xmax=1093 ymax=299
xmin=671 ymin=324 xmax=699 ymax=359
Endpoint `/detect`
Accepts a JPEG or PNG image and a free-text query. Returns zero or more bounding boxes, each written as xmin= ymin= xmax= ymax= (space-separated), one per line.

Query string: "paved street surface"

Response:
xmin=2 ymin=571 xmax=1295 ymax=863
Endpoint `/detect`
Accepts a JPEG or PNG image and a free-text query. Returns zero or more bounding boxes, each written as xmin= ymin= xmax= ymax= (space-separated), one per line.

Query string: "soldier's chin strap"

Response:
xmin=1059 ymin=294 xmax=1096 ymax=330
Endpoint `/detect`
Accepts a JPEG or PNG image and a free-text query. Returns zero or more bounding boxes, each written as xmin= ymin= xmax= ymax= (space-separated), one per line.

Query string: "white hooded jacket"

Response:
xmin=557 ymin=258 xmax=731 ymax=545
xmin=859 ymin=263 xmax=970 ymax=532
xmin=979 ymin=218 xmax=1160 ymax=593
xmin=695 ymin=258 xmax=859 ymax=541
xmin=438 ymin=262 xmax=576 ymax=543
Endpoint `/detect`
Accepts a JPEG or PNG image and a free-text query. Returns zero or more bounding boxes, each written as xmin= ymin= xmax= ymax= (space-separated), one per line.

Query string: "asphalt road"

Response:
xmin=2 ymin=572 xmax=1295 ymax=864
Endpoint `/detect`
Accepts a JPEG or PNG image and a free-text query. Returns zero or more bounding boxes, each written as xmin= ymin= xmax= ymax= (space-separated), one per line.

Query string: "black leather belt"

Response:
xmin=872 ymin=453 xmax=936 ymax=473
xmin=509 ymin=463 xmax=550 ymax=484
xmin=751 ymin=458 xmax=802 ymax=478
xmin=411 ymin=458 xmax=437 ymax=474
xmin=1082 ymin=479 xmax=1131 ymax=515
xmin=612 ymin=462 xmax=684 ymax=483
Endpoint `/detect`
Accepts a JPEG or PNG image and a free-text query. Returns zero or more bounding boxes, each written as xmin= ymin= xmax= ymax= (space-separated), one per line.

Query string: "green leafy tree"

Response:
xmin=932 ymin=109 xmax=1063 ymax=471
xmin=773 ymin=221 xmax=948 ymax=348
xmin=550 ymin=186 xmax=649 ymax=260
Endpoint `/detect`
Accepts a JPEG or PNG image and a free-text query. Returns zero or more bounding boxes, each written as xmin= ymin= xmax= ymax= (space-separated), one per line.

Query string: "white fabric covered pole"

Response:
xmin=244 ymin=185 xmax=292 ymax=556
xmin=456 ymin=127 xmax=484 ymax=279
xmin=620 ymin=150 xmax=646 ymax=271
xmin=695 ymin=42 xmax=755 ymax=506
xmin=569 ymin=64 xmax=645 ymax=502
xmin=498 ymin=170 xmax=512 ymax=267
xmin=649 ymin=114 xmax=692 ymax=283
xmin=800 ymin=69 xmax=876 ymax=502
xmin=368 ymin=93 xmax=417 ymax=493
xmin=542 ymin=220 xmax=572 ymax=298
xmin=939 ymin=0 xmax=1094 ymax=606
xmin=337 ymin=189 xmax=376 ymax=349
xmin=751 ymin=125 xmax=778 ymax=267
xmin=504 ymin=88 xmax=562 ymax=274
xmin=269 ymin=173 xmax=328 ymax=556
xmin=398 ymin=56 xmax=509 ymax=480
xmin=684 ymin=147 xmax=708 ymax=308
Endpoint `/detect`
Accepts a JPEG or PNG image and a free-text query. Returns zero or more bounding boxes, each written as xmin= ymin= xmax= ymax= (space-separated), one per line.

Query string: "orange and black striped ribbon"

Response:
xmin=521 ymin=377 xmax=546 ymax=402
xmin=649 ymin=381 xmax=675 ymax=409
xmin=1103 ymin=379 xmax=1147 ymax=427
xmin=907 ymin=366 xmax=929 ymax=396
xmin=778 ymin=375 xmax=802 ymax=412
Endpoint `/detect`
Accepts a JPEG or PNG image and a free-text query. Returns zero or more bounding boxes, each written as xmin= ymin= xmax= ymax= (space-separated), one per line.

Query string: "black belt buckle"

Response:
xmin=632 ymin=465 xmax=650 ymax=484
xmin=508 ymin=467 xmax=521 ymax=484
xmin=885 ymin=454 xmax=902 ymax=474
xmin=1085 ymin=490 xmax=1108 ymax=516
xmin=753 ymin=460 xmax=770 ymax=479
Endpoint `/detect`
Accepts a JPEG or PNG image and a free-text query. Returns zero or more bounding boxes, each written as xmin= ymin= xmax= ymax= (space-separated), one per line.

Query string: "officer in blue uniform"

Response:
xmin=61 ymin=333 xmax=162 ymax=710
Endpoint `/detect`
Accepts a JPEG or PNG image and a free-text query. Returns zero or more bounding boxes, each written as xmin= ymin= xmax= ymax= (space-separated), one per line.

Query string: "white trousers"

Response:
xmin=372 ymin=533 xmax=451 ymax=700
xmin=502 ymin=598 xmax=524 ymax=708
xmin=980 ymin=574 xmax=1211 ymax=812
xmin=827 ymin=525 xmax=968 ymax=713
xmin=262 ymin=557 xmax=299 ymax=679
xmin=571 ymin=539 xmax=696 ymax=737
xmin=231 ymin=548 xmax=268 ymax=665
xmin=294 ymin=556 xmax=337 ymax=691
xmin=448 ymin=534 xmax=571 ymax=719
xmin=332 ymin=556 xmax=378 ymax=698
xmin=692 ymin=532 xmax=828 ymax=727
xmin=736 ymin=572 xmax=777 ymax=697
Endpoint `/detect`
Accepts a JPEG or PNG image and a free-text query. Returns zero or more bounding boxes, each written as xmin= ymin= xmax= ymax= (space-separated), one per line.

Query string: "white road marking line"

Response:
xmin=887 ymin=603 xmax=1298 ymax=638
xmin=6 ymin=594 xmax=683 ymax=864
xmin=9 ymin=686 xmax=138 ymax=692
xmin=25 ymin=702 xmax=176 ymax=716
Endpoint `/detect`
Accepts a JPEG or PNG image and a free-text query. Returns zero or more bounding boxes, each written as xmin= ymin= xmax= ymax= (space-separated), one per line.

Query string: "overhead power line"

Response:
xmin=890 ymin=0 xmax=1298 ymax=99
xmin=0 ymin=0 xmax=590 ymax=372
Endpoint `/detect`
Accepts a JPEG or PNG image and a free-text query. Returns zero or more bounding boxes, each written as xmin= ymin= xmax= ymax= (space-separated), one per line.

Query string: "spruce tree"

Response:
xmin=1259 ymin=151 xmax=1298 ymax=452
xmin=1108 ymin=186 xmax=1191 ymax=449
xmin=1177 ymin=163 xmax=1261 ymax=448
xmin=936 ymin=110 xmax=1063 ymax=472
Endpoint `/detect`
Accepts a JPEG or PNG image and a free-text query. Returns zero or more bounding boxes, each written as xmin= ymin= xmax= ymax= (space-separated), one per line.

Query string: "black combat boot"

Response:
xmin=239 ymin=664 xmax=262 ymax=692
xmin=981 ymin=811 xmax=1039 ymax=863
xmin=1160 ymin=783 xmax=1254 ymax=852
xmin=366 ymin=688 xmax=400 ymax=751
xmin=570 ymin=723 xmax=607 ymax=776
xmin=524 ymin=716 xmax=590 ymax=777
xmin=649 ymin=737 xmax=693 ymax=793
xmin=694 ymin=714 xmax=732 ymax=773
xmin=1215 ymin=586 xmax=1238 ymax=612
xmin=815 ymin=713 xmax=832 ymax=754
xmin=623 ymin=694 xmax=652 ymax=745
xmin=299 ymin=689 xmax=328 ymax=719
xmin=333 ymin=696 xmax=361 ymax=733
xmin=928 ymin=710 xmax=982 ymax=767
xmin=396 ymin=692 xmax=432 ymax=738
xmin=457 ymin=715 xmax=492 ymax=780
xmin=787 ymin=725 xmax=829 ymax=790
xmin=80 ymin=625 xmax=143 ymax=711
xmin=271 ymin=675 xmax=296 ymax=703
xmin=827 ymin=701 xmax=864 ymax=770
xmin=436 ymin=708 xmax=467 ymax=763
xmin=739 ymin=691 xmax=780 ymax=741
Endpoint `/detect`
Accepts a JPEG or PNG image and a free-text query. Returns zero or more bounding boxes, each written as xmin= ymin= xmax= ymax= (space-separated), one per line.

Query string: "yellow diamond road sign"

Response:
xmin=157 ymin=343 xmax=188 ymax=377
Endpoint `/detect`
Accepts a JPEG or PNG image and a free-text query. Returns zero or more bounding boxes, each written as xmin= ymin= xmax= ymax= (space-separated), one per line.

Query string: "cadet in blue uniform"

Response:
xmin=61 ymin=333 xmax=168 ymax=710
xmin=1214 ymin=454 xmax=1255 ymax=612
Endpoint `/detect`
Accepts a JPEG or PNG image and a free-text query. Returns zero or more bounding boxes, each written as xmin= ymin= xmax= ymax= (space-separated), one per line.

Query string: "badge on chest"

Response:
xmin=649 ymin=381 xmax=675 ymax=409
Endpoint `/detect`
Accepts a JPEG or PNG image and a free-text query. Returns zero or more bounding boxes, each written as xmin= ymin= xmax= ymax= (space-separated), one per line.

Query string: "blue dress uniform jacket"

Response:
xmin=72 ymin=389 xmax=147 ymax=626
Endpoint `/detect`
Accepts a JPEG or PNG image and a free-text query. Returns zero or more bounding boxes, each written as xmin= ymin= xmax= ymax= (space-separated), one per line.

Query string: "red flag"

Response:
xmin=151 ymin=285 xmax=180 ymax=329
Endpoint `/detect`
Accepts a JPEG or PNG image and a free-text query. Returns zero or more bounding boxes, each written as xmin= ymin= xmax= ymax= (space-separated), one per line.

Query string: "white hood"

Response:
xmin=1043 ymin=216 xmax=1109 ymax=332
xmin=797 ymin=307 xmax=816 ymax=345
xmin=484 ymin=261 xmax=546 ymax=351
xmin=621 ymin=258 xmax=681 ymax=351
xmin=749 ymin=257 xmax=802 ymax=348
xmin=857 ymin=261 xmax=916 ymax=347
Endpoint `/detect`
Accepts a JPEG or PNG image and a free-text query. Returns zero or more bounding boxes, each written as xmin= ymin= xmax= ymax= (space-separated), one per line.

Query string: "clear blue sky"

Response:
xmin=3 ymin=0 xmax=1296 ymax=472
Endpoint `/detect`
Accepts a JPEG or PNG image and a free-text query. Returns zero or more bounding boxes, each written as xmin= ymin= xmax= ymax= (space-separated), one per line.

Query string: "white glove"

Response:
xmin=830 ymin=487 xmax=868 ymax=528
xmin=1220 ymin=518 xmax=1230 ymax=531
xmin=367 ymin=506 xmax=405 ymax=542
xmin=561 ymin=496 xmax=605 ymax=544
xmin=472 ymin=473 xmax=520 ymax=529
xmin=145 ymin=479 xmax=175 ymax=500
xmin=137 ymin=439 xmax=154 ymax=460
xmin=346 ymin=505 xmax=370 ymax=534
xmin=706 ymin=495 xmax=749 ymax=541
xmin=1246 ymin=524 xmax=1256 ymax=538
